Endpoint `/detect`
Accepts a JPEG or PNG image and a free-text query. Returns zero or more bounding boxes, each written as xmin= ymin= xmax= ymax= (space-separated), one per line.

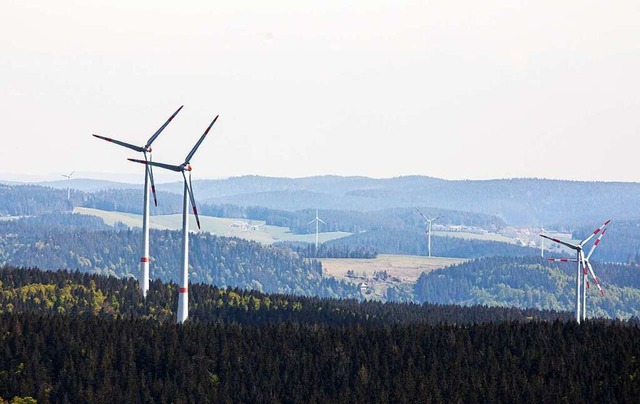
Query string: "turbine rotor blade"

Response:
xmin=184 ymin=171 xmax=201 ymax=229
xmin=586 ymin=228 xmax=608 ymax=260
xmin=579 ymin=219 xmax=611 ymax=247
xmin=184 ymin=115 xmax=218 ymax=164
xmin=539 ymin=234 xmax=579 ymax=250
xmin=93 ymin=134 xmax=145 ymax=153
xmin=128 ymin=158 xmax=183 ymax=172
xmin=416 ymin=209 xmax=427 ymax=220
xmin=318 ymin=218 xmax=326 ymax=225
xmin=145 ymin=152 xmax=158 ymax=207
xmin=547 ymin=258 xmax=577 ymax=263
xmin=585 ymin=260 xmax=605 ymax=297
xmin=146 ymin=105 xmax=184 ymax=148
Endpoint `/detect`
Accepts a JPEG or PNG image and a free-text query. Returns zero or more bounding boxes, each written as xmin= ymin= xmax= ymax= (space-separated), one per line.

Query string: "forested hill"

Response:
xmin=0 ymin=265 xmax=570 ymax=325
xmin=414 ymin=256 xmax=640 ymax=319
xmin=573 ymin=219 xmax=640 ymax=263
xmin=0 ymin=219 xmax=359 ymax=299
xmin=321 ymin=228 xmax=539 ymax=258
xmin=1 ymin=266 xmax=639 ymax=402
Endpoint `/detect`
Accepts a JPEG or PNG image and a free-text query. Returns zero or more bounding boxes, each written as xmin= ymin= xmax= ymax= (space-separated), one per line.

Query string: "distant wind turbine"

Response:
xmin=92 ymin=105 xmax=183 ymax=298
xmin=129 ymin=115 xmax=218 ymax=324
xmin=417 ymin=209 xmax=439 ymax=257
xmin=307 ymin=209 xmax=326 ymax=255
xmin=61 ymin=171 xmax=74 ymax=200
xmin=540 ymin=219 xmax=609 ymax=323
xmin=547 ymin=226 xmax=608 ymax=321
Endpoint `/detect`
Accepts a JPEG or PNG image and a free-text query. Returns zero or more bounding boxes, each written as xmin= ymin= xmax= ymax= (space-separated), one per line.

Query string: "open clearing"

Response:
xmin=74 ymin=207 xmax=351 ymax=245
xmin=321 ymin=254 xmax=467 ymax=283
xmin=321 ymin=254 xmax=468 ymax=301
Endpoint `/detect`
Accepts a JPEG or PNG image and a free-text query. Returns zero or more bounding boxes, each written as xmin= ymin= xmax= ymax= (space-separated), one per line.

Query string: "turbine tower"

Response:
xmin=93 ymin=105 xmax=183 ymax=298
xmin=540 ymin=219 xmax=609 ymax=323
xmin=129 ymin=115 xmax=218 ymax=324
xmin=307 ymin=209 xmax=326 ymax=255
xmin=548 ymin=226 xmax=608 ymax=321
xmin=61 ymin=171 xmax=74 ymax=200
xmin=540 ymin=227 xmax=545 ymax=257
xmin=417 ymin=209 xmax=439 ymax=257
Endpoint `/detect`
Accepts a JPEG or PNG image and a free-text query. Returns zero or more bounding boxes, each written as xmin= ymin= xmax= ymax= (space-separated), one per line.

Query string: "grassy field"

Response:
xmin=321 ymin=254 xmax=467 ymax=300
xmin=74 ymin=207 xmax=351 ymax=245
xmin=432 ymin=230 xmax=516 ymax=243
xmin=322 ymin=254 xmax=467 ymax=283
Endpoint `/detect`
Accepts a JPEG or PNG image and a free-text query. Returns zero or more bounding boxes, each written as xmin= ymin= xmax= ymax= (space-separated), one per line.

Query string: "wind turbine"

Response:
xmin=417 ymin=209 xmax=439 ymax=257
xmin=540 ymin=219 xmax=609 ymax=323
xmin=307 ymin=209 xmax=326 ymax=255
xmin=61 ymin=171 xmax=74 ymax=200
xmin=92 ymin=105 xmax=183 ymax=298
xmin=547 ymin=227 xmax=608 ymax=321
xmin=129 ymin=115 xmax=219 ymax=324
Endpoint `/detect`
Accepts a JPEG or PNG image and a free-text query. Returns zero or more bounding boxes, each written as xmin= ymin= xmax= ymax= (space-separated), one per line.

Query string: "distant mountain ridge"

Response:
xmin=5 ymin=175 xmax=640 ymax=226
xmin=186 ymin=176 xmax=640 ymax=226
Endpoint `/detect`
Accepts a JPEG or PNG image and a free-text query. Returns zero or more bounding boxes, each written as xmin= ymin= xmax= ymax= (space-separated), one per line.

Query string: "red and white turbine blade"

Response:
xmin=93 ymin=134 xmax=145 ymax=153
xmin=184 ymin=171 xmax=201 ymax=229
xmin=579 ymin=251 xmax=589 ymax=289
xmin=579 ymin=219 xmax=611 ymax=247
xmin=547 ymin=258 xmax=577 ymax=263
xmin=128 ymin=158 xmax=183 ymax=172
xmin=586 ymin=260 xmax=605 ymax=297
xmin=539 ymin=234 xmax=579 ymax=250
xmin=586 ymin=228 xmax=608 ymax=260
xmin=184 ymin=115 xmax=218 ymax=164
xmin=145 ymin=105 xmax=184 ymax=149
xmin=146 ymin=153 xmax=158 ymax=207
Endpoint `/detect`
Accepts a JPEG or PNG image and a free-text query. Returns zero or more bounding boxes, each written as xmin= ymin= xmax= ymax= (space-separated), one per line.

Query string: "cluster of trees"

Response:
xmin=0 ymin=217 xmax=359 ymax=299
xmin=0 ymin=185 xmax=72 ymax=216
xmin=278 ymin=242 xmax=378 ymax=259
xmin=0 ymin=265 xmax=638 ymax=402
xmin=414 ymin=256 xmax=640 ymax=319
xmin=324 ymin=228 xmax=540 ymax=258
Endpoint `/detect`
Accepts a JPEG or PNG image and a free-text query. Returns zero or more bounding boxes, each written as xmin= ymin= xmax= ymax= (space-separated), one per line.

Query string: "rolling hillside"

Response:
xmin=414 ymin=256 xmax=640 ymax=319
xmin=74 ymin=207 xmax=352 ymax=244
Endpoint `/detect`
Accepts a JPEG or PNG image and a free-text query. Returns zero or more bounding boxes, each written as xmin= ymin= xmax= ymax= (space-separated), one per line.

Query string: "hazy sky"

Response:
xmin=2 ymin=1 xmax=639 ymax=183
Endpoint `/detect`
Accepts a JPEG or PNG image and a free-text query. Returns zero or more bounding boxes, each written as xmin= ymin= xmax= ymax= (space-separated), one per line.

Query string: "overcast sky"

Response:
xmin=2 ymin=1 xmax=639 ymax=183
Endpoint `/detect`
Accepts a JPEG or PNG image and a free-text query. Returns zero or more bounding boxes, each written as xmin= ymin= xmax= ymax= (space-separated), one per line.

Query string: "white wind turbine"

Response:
xmin=93 ymin=105 xmax=183 ymax=298
xmin=547 ymin=226 xmax=608 ymax=321
xmin=61 ymin=171 xmax=74 ymax=200
xmin=307 ymin=209 xmax=326 ymax=255
xmin=417 ymin=209 xmax=439 ymax=257
xmin=540 ymin=219 xmax=609 ymax=323
xmin=129 ymin=115 xmax=219 ymax=324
